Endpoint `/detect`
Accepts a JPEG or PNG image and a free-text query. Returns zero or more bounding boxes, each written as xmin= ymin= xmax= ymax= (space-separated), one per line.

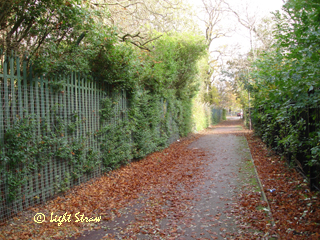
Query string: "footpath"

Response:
xmin=2 ymin=117 xmax=291 ymax=240
xmin=71 ymin=117 xmax=273 ymax=240
xmin=2 ymin=117 xmax=318 ymax=239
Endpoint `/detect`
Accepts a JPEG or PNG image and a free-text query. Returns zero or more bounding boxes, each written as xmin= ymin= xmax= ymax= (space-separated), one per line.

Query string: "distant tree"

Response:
xmin=223 ymin=0 xmax=259 ymax=57
xmin=194 ymin=0 xmax=233 ymax=107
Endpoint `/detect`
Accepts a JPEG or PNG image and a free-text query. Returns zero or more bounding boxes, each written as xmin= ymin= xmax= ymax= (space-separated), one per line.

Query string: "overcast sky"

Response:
xmin=185 ymin=0 xmax=285 ymax=85
xmin=187 ymin=0 xmax=285 ymax=54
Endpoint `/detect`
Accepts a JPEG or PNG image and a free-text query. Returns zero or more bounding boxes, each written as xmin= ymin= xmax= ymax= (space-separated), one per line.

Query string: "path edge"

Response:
xmin=243 ymin=135 xmax=276 ymax=227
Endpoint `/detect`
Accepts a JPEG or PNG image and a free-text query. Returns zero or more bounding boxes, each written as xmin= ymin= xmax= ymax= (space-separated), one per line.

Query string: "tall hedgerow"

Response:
xmin=245 ymin=0 xmax=320 ymax=188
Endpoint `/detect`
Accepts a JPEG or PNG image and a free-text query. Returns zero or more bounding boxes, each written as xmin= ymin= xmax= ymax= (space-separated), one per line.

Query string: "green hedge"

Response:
xmin=247 ymin=0 xmax=320 ymax=189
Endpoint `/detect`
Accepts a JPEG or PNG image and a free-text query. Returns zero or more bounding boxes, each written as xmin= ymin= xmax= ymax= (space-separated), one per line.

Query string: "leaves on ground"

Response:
xmin=245 ymin=131 xmax=320 ymax=239
xmin=0 ymin=135 xmax=208 ymax=239
xmin=1 ymin=121 xmax=320 ymax=240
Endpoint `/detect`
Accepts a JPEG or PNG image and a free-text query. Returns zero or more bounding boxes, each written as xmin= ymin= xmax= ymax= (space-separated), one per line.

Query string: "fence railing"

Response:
xmin=0 ymin=52 xmax=180 ymax=221
xmin=212 ymin=108 xmax=223 ymax=123
xmin=250 ymin=105 xmax=320 ymax=191
xmin=295 ymin=107 xmax=320 ymax=191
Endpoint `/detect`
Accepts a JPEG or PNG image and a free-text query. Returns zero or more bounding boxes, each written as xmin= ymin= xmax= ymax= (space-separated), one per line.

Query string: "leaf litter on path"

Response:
xmin=245 ymin=131 xmax=320 ymax=239
xmin=0 ymin=134 xmax=209 ymax=239
xmin=1 ymin=119 xmax=320 ymax=239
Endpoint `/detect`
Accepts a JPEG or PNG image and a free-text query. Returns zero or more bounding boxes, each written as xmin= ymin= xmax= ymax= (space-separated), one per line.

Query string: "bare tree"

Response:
xmin=224 ymin=1 xmax=257 ymax=52
xmin=89 ymin=0 xmax=200 ymax=50
xmin=197 ymin=0 xmax=231 ymax=51
xmin=223 ymin=0 xmax=276 ymax=57
xmin=194 ymin=0 xmax=234 ymax=106
xmin=254 ymin=17 xmax=277 ymax=51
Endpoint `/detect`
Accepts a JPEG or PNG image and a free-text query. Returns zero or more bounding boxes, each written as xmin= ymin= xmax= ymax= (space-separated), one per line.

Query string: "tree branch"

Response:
xmin=119 ymin=32 xmax=163 ymax=51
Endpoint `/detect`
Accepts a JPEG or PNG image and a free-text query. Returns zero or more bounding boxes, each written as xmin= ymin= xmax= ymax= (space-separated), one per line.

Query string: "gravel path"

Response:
xmin=71 ymin=117 xmax=264 ymax=240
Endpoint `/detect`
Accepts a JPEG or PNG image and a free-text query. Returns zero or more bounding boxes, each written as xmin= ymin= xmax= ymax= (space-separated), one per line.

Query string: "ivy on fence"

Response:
xmin=0 ymin=31 xmax=213 ymax=221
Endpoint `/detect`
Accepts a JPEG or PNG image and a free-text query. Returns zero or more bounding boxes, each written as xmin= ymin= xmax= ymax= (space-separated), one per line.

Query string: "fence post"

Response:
xmin=4 ymin=55 xmax=10 ymax=128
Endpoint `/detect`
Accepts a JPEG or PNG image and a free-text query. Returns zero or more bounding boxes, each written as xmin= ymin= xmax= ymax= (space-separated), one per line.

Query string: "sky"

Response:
xmin=246 ymin=0 xmax=284 ymax=13
xmin=188 ymin=0 xmax=284 ymax=12
xmin=187 ymin=0 xmax=285 ymax=54
xmin=184 ymin=0 xmax=285 ymax=86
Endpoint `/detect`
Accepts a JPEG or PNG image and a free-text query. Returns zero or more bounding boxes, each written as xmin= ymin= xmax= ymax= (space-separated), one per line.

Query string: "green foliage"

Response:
xmin=246 ymin=0 xmax=320 ymax=169
xmin=178 ymin=99 xmax=192 ymax=137
xmin=99 ymin=121 xmax=132 ymax=169
xmin=1 ymin=0 xmax=93 ymax=57
xmin=211 ymin=108 xmax=223 ymax=124
xmin=137 ymin=33 xmax=206 ymax=98
xmin=54 ymin=173 xmax=71 ymax=193
xmin=222 ymin=109 xmax=227 ymax=121
xmin=203 ymin=85 xmax=221 ymax=106
xmin=0 ymin=109 xmax=100 ymax=201
xmin=48 ymin=79 xmax=66 ymax=92
xmin=0 ymin=116 xmax=54 ymax=201
xmin=98 ymin=94 xmax=132 ymax=169
xmin=191 ymin=99 xmax=212 ymax=132
xmin=0 ymin=6 xmax=209 ymax=204
xmin=99 ymin=96 xmax=116 ymax=124
xmin=69 ymin=139 xmax=100 ymax=179
xmin=89 ymin=39 xmax=136 ymax=90
xmin=130 ymin=90 xmax=167 ymax=158
xmin=32 ymin=23 xmax=118 ymax=77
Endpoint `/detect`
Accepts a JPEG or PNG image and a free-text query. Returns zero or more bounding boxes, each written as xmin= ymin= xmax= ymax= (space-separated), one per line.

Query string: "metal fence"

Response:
xmin=212 ymin=108 xmax=223 ymax=124
xmin=296 ymin=107 xmax=320 ymax=191
xmin=250 ymin=105 xmax=320 ymax=191
xmin=0 ymin=52 xmax=178 ymax=221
